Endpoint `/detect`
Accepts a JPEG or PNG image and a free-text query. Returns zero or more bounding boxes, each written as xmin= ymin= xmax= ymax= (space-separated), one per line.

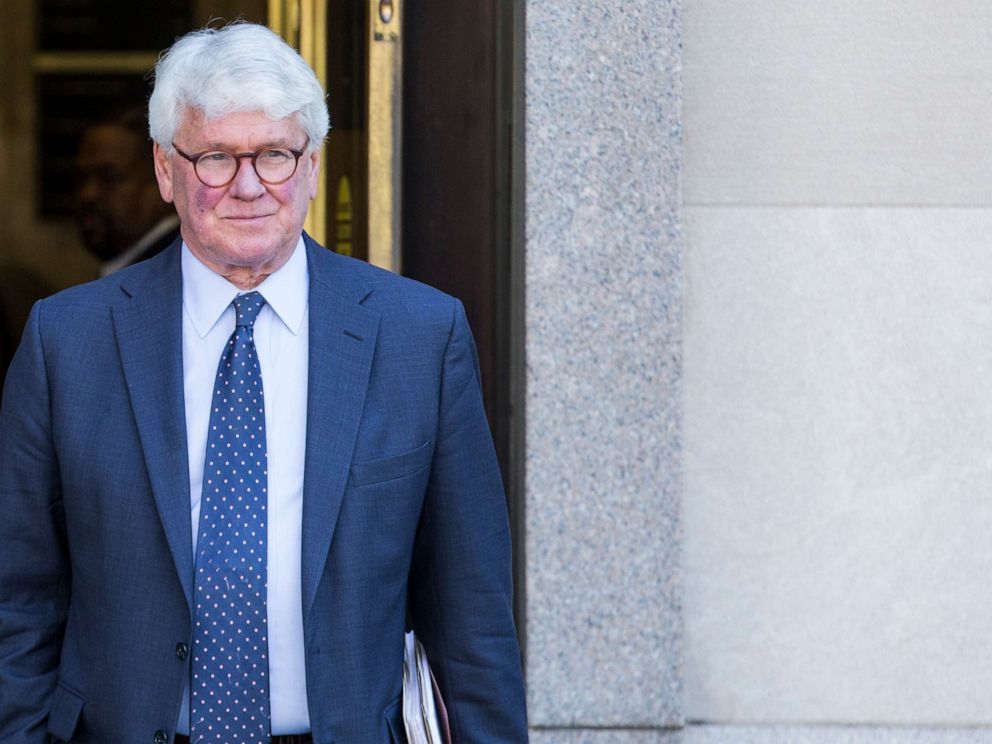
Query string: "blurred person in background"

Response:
xmin=74 ymin=105 xmax=179 ymax=275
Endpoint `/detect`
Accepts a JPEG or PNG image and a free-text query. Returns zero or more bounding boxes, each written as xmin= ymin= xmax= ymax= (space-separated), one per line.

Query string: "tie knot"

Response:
xmin=232 ymin=291 xmax=266 ymax=328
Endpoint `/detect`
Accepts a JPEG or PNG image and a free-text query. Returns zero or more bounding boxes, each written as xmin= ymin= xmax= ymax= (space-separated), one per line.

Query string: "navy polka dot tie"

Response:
xmin=191 ymin=291 xmax=271 ymax=743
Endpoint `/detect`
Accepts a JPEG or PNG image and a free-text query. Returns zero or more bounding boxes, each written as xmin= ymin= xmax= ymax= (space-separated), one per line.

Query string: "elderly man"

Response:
xmin=0 ymin=22 xmax=527 ymax=744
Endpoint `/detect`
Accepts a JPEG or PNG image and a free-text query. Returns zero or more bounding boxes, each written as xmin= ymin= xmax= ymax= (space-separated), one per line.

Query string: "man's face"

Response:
xmin=74 ymin=124 xmax=168 ymax=260
xmin=153 ymin=109 xmax=320 ymax=280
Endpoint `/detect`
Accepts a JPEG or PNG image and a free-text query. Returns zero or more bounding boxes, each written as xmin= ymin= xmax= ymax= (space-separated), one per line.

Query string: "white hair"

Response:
xmin=148 ymin=22 xmax=329 ymax=151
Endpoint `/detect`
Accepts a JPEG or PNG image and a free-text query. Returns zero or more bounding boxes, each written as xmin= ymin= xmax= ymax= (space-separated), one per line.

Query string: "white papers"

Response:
xmin=402 ymin=630 xmax=446 ymax=744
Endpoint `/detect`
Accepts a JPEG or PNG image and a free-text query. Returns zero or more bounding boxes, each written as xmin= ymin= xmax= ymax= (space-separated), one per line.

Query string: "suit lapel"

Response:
xmin=109 ymin=238 xmax=378 ymax=617
xmin=301 ymin=239 xmax=380 ymax=619
xmin=112 ymin=245 xmax=194 ymax=608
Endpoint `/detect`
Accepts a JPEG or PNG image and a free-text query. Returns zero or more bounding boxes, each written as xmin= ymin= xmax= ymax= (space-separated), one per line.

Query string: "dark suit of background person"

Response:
xmin=0 ymin=22 xmax=527 ymax=744
xmin=0 ymin=263 xmax=52 ymax=388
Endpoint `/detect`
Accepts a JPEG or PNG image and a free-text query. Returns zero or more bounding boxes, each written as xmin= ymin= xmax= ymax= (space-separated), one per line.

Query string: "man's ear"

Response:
xmin=307 ymin=149 xmax=321 ymax=201
xmin=153 ymin=143 xmax=175 ymax=203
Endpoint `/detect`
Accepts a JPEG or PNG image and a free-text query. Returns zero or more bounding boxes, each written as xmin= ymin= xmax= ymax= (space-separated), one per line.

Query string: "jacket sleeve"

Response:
xmin=0 ymin=302 xmax=69 ymax=742
xmin=408 ymin=299 xmax=529 ymax=743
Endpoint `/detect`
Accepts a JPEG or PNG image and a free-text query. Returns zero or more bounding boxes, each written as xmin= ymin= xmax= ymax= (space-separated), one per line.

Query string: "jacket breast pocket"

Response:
xmin=350 ymin=440 xmax=433 ymax=488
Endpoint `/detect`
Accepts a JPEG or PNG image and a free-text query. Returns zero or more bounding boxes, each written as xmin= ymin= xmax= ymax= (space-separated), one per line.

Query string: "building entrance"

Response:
xmin=1 ymin=0 xmax=521 ymax=628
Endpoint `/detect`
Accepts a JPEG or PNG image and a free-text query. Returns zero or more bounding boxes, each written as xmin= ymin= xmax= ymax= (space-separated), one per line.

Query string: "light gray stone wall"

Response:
xmin=526 ymin=0 xmax=992 ymax=739
xmin=524 ymin=0 xmax=683 ymax=735
xmin=531 ymin=726 xmax=992 ymax=744
xmin=682 ymin=726 xmax=992 ymax=744
xmin=683 ymin=0 xmax=992 ymax=733
xmin=530 ymin=731 xmax=683 ymax=744
xmin=683 ymin=1 xmax=992 ymax=206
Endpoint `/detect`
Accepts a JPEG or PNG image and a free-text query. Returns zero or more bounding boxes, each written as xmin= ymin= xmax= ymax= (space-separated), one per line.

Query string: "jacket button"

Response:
xmin=175 ymin=642 xmax=189 ymax=660
xmin=154 ymin=730 xmax=168 ymax=744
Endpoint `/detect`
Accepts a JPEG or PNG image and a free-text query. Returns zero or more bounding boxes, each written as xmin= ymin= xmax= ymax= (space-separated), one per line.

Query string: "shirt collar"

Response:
xmin=181 ymin=235 xmax=309 ymax=339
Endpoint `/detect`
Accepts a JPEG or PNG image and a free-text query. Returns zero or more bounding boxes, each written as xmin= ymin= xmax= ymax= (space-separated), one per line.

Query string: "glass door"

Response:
xmin=269 ymin=0 xmax=401 ymax=272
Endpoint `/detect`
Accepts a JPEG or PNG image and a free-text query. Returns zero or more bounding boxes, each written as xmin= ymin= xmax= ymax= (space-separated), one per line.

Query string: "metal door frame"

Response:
xmin=270 ymin=0 xmax=401 ymax=272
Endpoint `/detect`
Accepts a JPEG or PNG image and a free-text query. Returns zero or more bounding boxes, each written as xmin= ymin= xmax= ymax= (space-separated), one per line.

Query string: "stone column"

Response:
xmin=524 ymin=1 xmax=684 ymax=739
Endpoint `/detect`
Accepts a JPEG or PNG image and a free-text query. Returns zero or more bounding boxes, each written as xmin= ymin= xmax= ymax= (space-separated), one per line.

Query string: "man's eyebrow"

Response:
xmin=199 ymin=139 xmax=297 ymax=151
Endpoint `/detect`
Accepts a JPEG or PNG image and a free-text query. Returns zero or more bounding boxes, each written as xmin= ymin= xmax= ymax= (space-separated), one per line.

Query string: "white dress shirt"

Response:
xmin=177 ymin=238 xmax=312 ymax=734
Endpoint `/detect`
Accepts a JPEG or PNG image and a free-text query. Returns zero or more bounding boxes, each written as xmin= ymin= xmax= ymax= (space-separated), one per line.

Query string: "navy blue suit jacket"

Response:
xmin=0 ymin=236 xmax=527 ymax=743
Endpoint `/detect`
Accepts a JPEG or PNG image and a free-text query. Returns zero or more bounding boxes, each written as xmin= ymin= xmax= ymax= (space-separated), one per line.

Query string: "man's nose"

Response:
xmin=227 ymin=156 xmax=266 ymax=198
xmin=75 ymin=173 xmax=102 ymax=204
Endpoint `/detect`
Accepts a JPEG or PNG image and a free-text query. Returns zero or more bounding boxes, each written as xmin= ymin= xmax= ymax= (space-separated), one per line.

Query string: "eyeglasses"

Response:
xmin=171 ymin=140 xmax=308 ymax=187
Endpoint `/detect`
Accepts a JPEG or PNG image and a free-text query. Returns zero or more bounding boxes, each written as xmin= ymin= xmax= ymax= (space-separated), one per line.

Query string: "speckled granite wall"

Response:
xmin=682 ymin=726 xmax=992 ymax=743
xmin=524 ymin=0 xmax=683 ymax=732
xmin=530 ymin=726 xmax=992 ymax=743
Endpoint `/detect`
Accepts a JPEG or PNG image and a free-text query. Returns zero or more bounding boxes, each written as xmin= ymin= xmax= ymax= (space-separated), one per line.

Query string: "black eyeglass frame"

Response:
xmin=170 ymin=140 xmax=309 ymax=187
